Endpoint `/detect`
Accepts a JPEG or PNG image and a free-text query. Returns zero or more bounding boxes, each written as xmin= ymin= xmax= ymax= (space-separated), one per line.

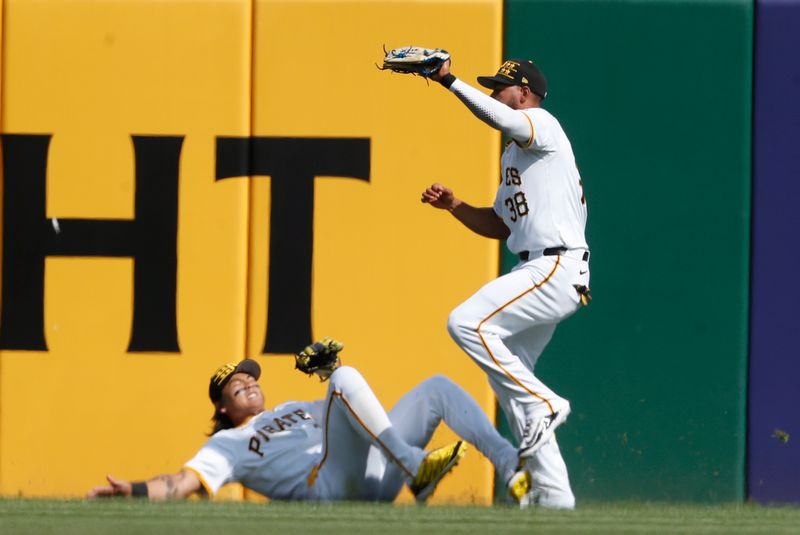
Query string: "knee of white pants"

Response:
xmin=329 ymin=366 xmax=367 ymax=393
xmin=447 ymin=305 xmax=479 ymax=346
xmin=420 ymin=374 xmax=454 ymax=391
xmin=417 ymin=375 xmax=454 ymax=405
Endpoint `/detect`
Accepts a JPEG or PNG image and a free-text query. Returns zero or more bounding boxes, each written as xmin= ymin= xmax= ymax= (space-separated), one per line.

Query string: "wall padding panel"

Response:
xmin=501 ymin=0 xmax=752 ymax=502
xmin=0 ymin=0 xmax=252 ymax=496
xmin=248 ymin=0 xmax=502 ymax=505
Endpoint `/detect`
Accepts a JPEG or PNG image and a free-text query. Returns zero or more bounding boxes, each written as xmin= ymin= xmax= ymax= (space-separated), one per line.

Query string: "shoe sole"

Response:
xmin=414 ymin=441 xmax=466 ymax=503
xmin=518 ymin=405 xmax=571 ymax=459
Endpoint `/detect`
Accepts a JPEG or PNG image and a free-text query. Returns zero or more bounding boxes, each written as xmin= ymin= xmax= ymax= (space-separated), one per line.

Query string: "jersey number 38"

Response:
xmin=504 ymin=192 xmax=529 ymax=222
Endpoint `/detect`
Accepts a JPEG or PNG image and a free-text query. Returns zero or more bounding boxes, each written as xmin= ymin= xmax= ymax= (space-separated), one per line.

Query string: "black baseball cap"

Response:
xmin=208 ymin=359 xmax=261 ymax=402
xmin=477 ymin=59 xmax=548 ymax=100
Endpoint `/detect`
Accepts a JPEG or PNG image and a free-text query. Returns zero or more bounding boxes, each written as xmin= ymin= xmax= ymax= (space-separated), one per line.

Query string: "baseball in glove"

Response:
xmin=379 ymin=45 xmax=450 ymax=78
xmin=295 ymin=337 xmax=343 ymax=381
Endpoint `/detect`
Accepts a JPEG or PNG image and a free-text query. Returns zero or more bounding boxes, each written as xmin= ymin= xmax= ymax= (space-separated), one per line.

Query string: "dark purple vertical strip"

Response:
xmin=749 ymin=0 xmax=800 ymax=505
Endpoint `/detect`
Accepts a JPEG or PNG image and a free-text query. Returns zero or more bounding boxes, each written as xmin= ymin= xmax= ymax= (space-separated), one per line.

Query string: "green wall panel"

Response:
xmin=500 ymin=0 xmax=752 ymax=502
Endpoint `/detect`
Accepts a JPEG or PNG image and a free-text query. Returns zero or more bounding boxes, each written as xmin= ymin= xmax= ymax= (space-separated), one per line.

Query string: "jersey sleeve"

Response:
xmin=184 ymin=436 xmax=237 ymax=496
xmin=521 ymin=108 xmax=555 ymax=151
xmin=449 ymin=79 xmax=534 ymax=144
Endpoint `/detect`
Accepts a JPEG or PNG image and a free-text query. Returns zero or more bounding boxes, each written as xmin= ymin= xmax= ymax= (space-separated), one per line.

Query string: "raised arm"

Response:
xmin=421 ymin=183 xmax=509 ymax=240
xmin=432 ymin=60 xmax=533 ymax=145
xmin=86 ymin=470 xmax=202 ymax=501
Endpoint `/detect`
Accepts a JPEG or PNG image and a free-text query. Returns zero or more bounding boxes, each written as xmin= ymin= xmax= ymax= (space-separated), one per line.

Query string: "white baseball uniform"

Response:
xmin=442 ymin=78 xmax=590 ymax=509
xmin=185 ymin=366 xmax=520 ymax=501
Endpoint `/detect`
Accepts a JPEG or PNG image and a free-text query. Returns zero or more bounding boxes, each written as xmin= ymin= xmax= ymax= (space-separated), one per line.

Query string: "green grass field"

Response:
xmin=1 ymin=499 xmax=799 ymax=535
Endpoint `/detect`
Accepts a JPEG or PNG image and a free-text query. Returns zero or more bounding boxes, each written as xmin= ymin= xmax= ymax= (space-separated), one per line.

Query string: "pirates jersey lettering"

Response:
xmin=185 ymin=401 xmax=323 ymax=500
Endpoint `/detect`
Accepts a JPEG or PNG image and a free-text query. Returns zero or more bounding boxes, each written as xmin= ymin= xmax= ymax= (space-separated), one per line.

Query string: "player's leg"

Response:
xmin=446 ymin=253 xmax=587 ymax=506
xmin=447 ymin=257 xmax=578 ymax=419
xmin=498 ymin=280 xmax=577 ymax=507
xmin=492 ymin=375 xmax=574 ymax=509
xmin=503 ymin=321 xmax=574 ymax=447
xmin=391 ymin=375 xmax=519 ymax=480
xmin=310 ymin=366 xmax=425 ymax=501
xmin=504 ymin=319 xmax=556 ymax=374
xmin=525 ymin=437 xmax=575 ymax=509
xmin=311 ymin=367 xmax=464 ymax=502
xmin=369 ymin=375 xmax=521 ymax=500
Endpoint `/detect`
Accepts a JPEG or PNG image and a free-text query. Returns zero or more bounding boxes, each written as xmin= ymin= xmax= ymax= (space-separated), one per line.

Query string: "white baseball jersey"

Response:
xmin=181 ymin=367 xmax=528 ymax=504
xmin=493 ymin=108 xmax=588 ymax=255
xmin=184 ymin=401 xmax=324 ymax=499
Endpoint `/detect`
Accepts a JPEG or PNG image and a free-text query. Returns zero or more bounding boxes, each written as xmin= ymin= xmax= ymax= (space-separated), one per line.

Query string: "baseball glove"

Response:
xmin=295 ymin=337 xmax=343 ymax=381
xmin=380 ymin=45 xmax=450 ymax=78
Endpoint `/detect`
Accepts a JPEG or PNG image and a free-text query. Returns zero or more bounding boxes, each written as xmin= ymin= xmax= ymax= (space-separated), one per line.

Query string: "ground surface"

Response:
xmin=1 ymin=499 xmax=799 ymax=535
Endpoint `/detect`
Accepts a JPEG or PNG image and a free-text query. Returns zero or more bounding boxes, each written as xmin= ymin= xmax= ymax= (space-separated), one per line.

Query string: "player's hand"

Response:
xmin=86 ymin=475 xmax=132 ymax=498
xmin=430 ymin=58 xmax=451 ymax=82
xmin=421 ymin=183 xmax=459 ymax=211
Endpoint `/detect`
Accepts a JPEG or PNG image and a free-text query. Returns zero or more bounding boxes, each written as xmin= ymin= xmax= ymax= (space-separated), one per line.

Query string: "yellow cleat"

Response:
xmin=409 ymin=441 xmax=467 ymax=502
xmin=507 ymin=469 xmax=532 ymax=505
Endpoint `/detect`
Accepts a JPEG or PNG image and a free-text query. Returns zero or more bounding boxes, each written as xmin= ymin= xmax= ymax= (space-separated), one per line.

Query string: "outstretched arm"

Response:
xmin=431 ymin=60 xmax=533 ymax=145
xmin=86 ymin=470 xmax=202 ymax=501
xmin=421 ymin=183 xmax=509 ymax=240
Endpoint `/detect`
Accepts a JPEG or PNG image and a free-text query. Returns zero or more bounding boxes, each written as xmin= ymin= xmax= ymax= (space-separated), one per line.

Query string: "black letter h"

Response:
xmin=0 ymin=134 xmax=182 ymax=352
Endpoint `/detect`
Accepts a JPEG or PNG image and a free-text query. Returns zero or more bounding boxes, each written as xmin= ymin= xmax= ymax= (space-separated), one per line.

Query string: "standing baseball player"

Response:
xmin=87 ymin=339 xmax=531 ymax=503
xmin=418 ymin=57 xmax=590 ymax=509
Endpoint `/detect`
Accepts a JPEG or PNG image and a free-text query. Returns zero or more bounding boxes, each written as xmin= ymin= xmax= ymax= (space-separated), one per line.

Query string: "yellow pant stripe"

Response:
xmin=309 ymin=389 xmax=414 ymax=486
xmin=475 ymin=256 xmax=560 ymax=415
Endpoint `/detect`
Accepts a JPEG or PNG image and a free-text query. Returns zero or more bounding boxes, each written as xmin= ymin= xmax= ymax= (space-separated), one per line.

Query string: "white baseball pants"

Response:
xmin=309 ymin=366 xmax=424 ymax=501
xmin=447 ymin=249 xmax=590 ymax=509
xmin=309 ymin=367 xmax=519 ymax=501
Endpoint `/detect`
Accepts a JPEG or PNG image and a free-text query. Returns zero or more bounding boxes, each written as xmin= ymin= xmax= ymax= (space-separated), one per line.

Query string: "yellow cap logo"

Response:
xmin=498 ymin=60 xmax=519 ymax=79
xmin=211 ymin=362 xmax=237 ymax=387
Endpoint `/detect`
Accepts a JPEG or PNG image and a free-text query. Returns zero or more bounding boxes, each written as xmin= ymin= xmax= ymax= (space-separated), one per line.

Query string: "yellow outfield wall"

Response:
xmin=0 ymin=0 xmax=503 ymax=505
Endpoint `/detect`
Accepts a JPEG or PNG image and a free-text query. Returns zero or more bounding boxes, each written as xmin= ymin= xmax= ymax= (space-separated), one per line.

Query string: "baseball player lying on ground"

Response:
xmin=87 ymin=338 xmax=531 ymax=504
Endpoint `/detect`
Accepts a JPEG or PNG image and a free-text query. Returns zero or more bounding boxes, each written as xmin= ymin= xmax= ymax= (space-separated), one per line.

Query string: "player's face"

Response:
xmin=491 ymin=84 xmax=522 ymax=109
xmin=219 ymin=372 xmax=265 ymax=425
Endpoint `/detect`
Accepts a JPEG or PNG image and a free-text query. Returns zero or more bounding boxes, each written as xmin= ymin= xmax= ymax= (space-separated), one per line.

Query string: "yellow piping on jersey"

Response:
xmin=182 ymin=465 xmax=215 ymax=498
xmin=521 ymin=111 xmax=535 ymax=148
xmin=308 ymin=389 xmax=415 ymax=487
xmin=475 ymin=256 xmax=561 ymax=415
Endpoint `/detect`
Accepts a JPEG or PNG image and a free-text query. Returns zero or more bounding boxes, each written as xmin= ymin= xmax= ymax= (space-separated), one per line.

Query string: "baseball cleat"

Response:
xmin=409 ymin=441 xmax=467 ymax=502
xmin=507 ymin=468 xmax=532 ymax=505
xmin=518 ymin=403 xmax=571 ymax=459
